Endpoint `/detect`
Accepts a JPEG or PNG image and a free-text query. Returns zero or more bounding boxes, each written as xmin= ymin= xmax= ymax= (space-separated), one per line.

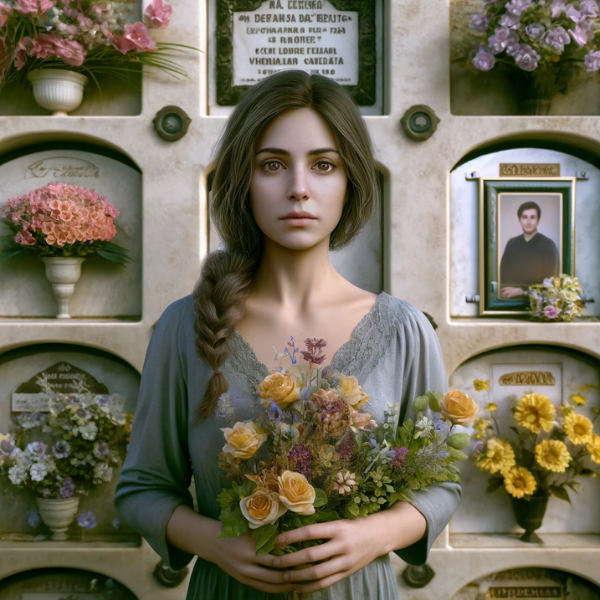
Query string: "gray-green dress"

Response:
xmin=114 ymin=292 xmax=461 ymax=599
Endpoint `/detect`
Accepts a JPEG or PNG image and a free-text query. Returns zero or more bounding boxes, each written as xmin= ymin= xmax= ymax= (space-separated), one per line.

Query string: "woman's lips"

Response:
xmin=282 ymin=217 xmax=316 ymax=226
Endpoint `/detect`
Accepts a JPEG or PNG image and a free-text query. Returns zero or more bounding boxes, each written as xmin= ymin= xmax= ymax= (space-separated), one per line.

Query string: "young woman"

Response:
xmin=114 ymin=70 xmax=461 ymax=599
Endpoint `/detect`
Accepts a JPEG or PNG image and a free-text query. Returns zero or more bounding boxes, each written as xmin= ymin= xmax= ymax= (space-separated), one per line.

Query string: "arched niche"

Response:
xmin=0 ymin=343 xmax=141 ymax=543
xmin=450 ymin=142 xmax=600 ymax=318
xmin=0 ymin=142 xmax=142 ymax=319
xmin=450 ymin=566 xmax=600 ymax=600
xmin=449 ymin=344 xmax=600 ymax=537
xmin=0 ymin=567 xmax=138 ymax=599
xmin=203 ymin=166 xmax=387 ymax=294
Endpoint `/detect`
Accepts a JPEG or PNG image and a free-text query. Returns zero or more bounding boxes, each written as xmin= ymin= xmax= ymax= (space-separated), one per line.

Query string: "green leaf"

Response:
xmin=486 ymin=477 xmax=504 ymax=494
xmin=447 ymin=448 xmax=468 ymax=462
xmin=446 ymin=433 xmax=471 ymax=450
xmin=218 ymin=506 xmax=249 ymax=538
xmin=580 ymin=469 xmax=599 ymax=477
xmin=315 ymin=508 xmax=339 ymax=523
xmin=251 ymin=523 xmax=279 ymax=555
xmin=346 ymin=503 xmax=359 ymax=517
xmin=550 ymin=485 xmax=571 ymax=504
xmin=427 ymin=391 xmax=443 ymax=413
xmin=398 ymin=419 xmax=414 ymax=446
xmin=413 ymin=395 xmax=429 ymax=412
xmin=0 ymin=247 xmax=23 ymax=263
xmin=313 ymin=488 xmax=327 ymax=508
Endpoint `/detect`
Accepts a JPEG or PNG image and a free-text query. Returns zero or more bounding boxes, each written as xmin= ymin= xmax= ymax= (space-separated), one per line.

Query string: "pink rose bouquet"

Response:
xmin=0 ymin=182 xmax=129 ymax=263
xmin=0 ymin=0 xmax=198 ymax=92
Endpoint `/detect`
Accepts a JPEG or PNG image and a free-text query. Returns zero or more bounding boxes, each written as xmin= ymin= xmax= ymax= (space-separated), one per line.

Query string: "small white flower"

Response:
xmin=333 ymin=470 xmax=357 ymax=495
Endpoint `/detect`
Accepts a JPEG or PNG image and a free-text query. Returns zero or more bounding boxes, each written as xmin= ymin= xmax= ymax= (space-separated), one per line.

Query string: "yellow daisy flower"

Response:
xmin=514 ymin=393 xmax=556 ymax=434
xmin=586 ymin=434 xmax=600 ymax=464
xmin=473 ymin=379 xmax=490 ymax=391
xmin=486 ymin=402 xmax=499 ymax=412
xmin=564 ymin=412 xmax=594 ymax=445
xmin=535 ymin=439 xmax=571 ymax=473
xmin=570 ymin=394 xmax=587 ymax=406
xmin=475 ymin=438 xmax=516 ymax=474
xmin=503 ymin=467 xmax=537 ymax=499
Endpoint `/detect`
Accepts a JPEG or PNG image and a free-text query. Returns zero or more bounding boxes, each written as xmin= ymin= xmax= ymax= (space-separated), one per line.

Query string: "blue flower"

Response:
xmin=28 ymin=511 xmax=41 ymax=528
xmin=77 ymin=512 xmax=97 ymax=530
xmin=267 ymin=401 xmax=283 ymax=421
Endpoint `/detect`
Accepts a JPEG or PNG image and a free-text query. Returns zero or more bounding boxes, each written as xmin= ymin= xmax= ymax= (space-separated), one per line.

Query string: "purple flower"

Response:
xmin=92 ymin=442 xmax=110 ymax=458
xmin=267 ymin=400 xmax=283 ymax=421
xmin=338 ymin=433 xmax=357 ymax=460
xmin=27 ymin=441 xmax=47 ymax=459
xmin=470 ymin=11 xmax=490 ymax=32
xmin=0 ymin=436 xmax=15 ymax=456
xmin=389 ymin=447 xmax=409 ymax=469
xmin=52 ymin=440 xmax=70 ymax=458
xmin=472 ymin=440 xmax=484 ymax=454
xmin=551 ymin=0 xmax=566 ymax=18
xmin=580 ymin=0 xmax=600 ymax=18
xmin=499 ymin=12 xmax=521 ymax=29
xmin=584 ymin=50 xmax=600 ymax=71
xmin=565 ymin=2 xmax=583 ymax=21
xmin=472 ymin=47 xmax=496 ymax=71
xmin=77 ymin=512 xmax=97 ymax=529
xmin=544 ymin=305 xmax=561 ymax=319
xmin=60 ymin=477 xmax=76 ymax=498
xmin=287 ymin=444 xmax=312 ymax=480
xmin=506 ymin=37 xmax=522 ymax=57
xmin=514 ymin=44 xmax=540 ymax=71
xmin=301 ymin=338 xmax=327 ymax=366
xmin=569 ymin=22 xmax=592 ymax=47
xmin=526 ymin=23 xmax=545 ymax=40
xmin=506 ymin=0 xmax=533 ymax=16
xmin=434 ymin=418 xmax=451 ymax=437
xmin=488 ymin=27 xmax=512 ymax=54
xmin=542 ymin=27 xmax=571 ymax=53
xmin=28 ymin=511 xmax=41 ymax=527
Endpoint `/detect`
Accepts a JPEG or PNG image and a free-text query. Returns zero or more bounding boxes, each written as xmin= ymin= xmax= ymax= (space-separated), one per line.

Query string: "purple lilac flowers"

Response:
xmin=584 ymin=49 xmax=600 ymax=71
xmin=60 ymin=477 xmax=76 ymax=498
xmin=77 ymin=511 xmax=97 ymax=529
xmin=472 ymin=48 xmax=496 ymax=71
xmin=514 ymin=44 xmax=541 ymax=71
xmin=287 ymin=444 xmax=312 ymax=480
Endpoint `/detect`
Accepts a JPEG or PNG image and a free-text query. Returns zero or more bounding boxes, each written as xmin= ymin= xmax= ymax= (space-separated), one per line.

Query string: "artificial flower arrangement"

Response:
xmin=0 ymin=376 xmax=132 ymax=500
xmin=0 ymin=0 xmax=195 ymax=91
xmin=528 ymin=274 xmax=585 ymax=322
xmin=461 ymin=0 xmax=600 ymax=102
xmin=0 ymin=181 xmax=129 ymax=264
xmin=216 ymin=337 xmax=477 ymax=556
xmin=472 ymin=384 xmax=600 ymax=504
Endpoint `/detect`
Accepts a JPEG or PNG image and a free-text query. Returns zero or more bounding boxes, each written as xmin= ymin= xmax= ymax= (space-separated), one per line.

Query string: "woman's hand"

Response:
xmin=268 ymin=501 xmax=428 ymax=594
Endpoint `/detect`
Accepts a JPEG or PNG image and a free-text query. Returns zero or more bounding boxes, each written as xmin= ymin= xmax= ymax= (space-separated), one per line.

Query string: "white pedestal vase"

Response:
xmin=42 ymin=257 xmax=86 ymax=319
xmin=35 ymin=496 xmax=80 ymax=541
xmin=27 ymin=69 xmax=89 ymax=116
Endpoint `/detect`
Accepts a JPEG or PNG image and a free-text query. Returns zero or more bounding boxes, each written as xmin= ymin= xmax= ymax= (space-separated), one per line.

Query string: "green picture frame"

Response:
xmin=478 ymin=177 xmax=576 ymax=315
xmin=216 ymin=0 xmax=377 ymax=106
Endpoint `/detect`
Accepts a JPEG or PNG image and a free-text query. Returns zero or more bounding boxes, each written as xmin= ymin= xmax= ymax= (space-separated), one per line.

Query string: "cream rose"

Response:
xmin=221 ymin=421 xmax=266 ymax=460
xmin=259 ymin=372 xmax=299 ymax=409
xmin=278 ymin=470 xmax=316 ymax=515
xmin=440 ymin=390 xmax=479 ymax=426
xmin=338 ymin=374 xmax=370 ymax=409
xmin=350 ymin=409 xmax=375 ymax=429
xmin=240 ymin=487 xmax=287 ymax=529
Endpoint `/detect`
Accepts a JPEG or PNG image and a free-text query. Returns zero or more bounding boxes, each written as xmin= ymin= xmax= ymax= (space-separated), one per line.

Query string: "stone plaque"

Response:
xmin=500 ymin=163 xmax=561 ymax=177
xmin=25 ymin=157 xmax=100 ymax=180
xmin=216 ymin=0 xmax=377 ymax=105
xmin=486 ymin=588 xmax=563 ymax=598
xmin=491 ymin=363 xmax=563 ymax=404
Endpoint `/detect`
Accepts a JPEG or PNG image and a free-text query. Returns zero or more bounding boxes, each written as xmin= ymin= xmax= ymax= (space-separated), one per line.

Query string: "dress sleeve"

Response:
xmin=114 ymin=299 xmax=196 ymax=570
xmin=393 ymin=304 xmax=462 ymax=566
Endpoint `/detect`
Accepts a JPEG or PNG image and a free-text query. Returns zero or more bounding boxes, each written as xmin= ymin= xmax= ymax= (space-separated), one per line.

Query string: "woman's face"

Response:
xmin=249 ymin=107 xmax=347 ymax=251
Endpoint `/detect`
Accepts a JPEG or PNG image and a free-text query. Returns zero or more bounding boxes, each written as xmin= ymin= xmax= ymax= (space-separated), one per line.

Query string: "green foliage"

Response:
xmin=413 ymin=395 xmax=429 ymax=412
xmin=251 ymin=523 xmax=279 ymax=555
xmin=550 ymin=485 xmax=571 ymax=504
xmin=447 ymin=448 xmax=468 ymax=462
xmin=446 ymin=433 xmax=471 ymax=450
xmin=313 ymin=488 xmax=327 ymax=508
xmin=427 ymin=391 xmax=443 ymax=413
xmin=397 ymin=419 xmax=414 ymax=447
xmin=218 ymin=506 xmax=250 ymax=539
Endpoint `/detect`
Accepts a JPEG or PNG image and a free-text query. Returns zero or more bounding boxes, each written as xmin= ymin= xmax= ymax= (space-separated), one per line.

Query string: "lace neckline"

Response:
xmin=226 ymin=292 xmax=389 ymax=394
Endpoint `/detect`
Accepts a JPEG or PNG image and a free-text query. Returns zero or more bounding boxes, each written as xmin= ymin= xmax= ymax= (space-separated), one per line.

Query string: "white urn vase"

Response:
xmin=27 ymin=69 xmax=89 ymax=116
xmin=42 ymin=257 xmax=86 ymax=319
xmin=35 ymin=496 xmax=80 ymax=541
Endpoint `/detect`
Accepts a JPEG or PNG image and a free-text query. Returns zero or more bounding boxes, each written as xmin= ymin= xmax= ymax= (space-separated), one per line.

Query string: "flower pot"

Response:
xmin=42 ymin=257 xmax=86 ymax=319
xmin=35 ymin=496 xmax=80 ymax=541
xmin=27 ymin=69 xmax=89 ymax=116
xmin=511 ymin=493 xmax=549 ymax=543
xmin=518 ymin=98 xmax=552 ymax=116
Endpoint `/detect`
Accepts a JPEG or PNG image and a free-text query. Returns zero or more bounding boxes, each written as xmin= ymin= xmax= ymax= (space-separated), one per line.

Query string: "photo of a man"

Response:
xmin=499 ymin=199 xmax=560 ymax=299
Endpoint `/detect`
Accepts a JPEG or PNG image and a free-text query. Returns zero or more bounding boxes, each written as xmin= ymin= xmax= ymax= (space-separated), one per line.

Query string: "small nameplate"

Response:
xmin=499 ymin=371 xmax=556 ymax=386
xmin=487 ymin=587 xmax=563 ymax=598
xmin=499 ymin=164 xmax=561 ymax=177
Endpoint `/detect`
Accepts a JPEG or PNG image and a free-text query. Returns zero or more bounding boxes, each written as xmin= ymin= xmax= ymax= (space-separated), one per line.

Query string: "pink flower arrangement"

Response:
xmin=1 ymin=182 xmax=129 ymax=263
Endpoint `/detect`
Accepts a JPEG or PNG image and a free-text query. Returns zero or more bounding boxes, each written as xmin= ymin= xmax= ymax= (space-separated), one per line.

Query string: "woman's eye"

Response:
xmin=315 ymin=161 xmax=334 ymax=172
xmin=263 ymin=161 xmax=283 ymax=172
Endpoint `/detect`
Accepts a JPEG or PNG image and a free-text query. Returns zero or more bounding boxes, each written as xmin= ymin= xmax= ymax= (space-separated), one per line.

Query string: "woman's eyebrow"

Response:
xmin=255 ymin=147 xmax=339 ymax=156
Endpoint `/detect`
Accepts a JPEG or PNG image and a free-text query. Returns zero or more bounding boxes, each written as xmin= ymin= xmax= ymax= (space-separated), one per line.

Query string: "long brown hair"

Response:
xmin=192 ymin=69 xmax=378 ymax=424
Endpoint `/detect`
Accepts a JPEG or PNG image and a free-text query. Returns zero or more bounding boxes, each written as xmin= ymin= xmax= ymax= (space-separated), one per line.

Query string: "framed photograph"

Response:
xmin=479 ymin=177 xmax=576 ymax=315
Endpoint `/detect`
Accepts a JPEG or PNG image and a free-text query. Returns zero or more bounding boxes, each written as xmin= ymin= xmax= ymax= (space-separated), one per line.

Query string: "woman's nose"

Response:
xmin=287 ymin=167 xmax=309 ymax=201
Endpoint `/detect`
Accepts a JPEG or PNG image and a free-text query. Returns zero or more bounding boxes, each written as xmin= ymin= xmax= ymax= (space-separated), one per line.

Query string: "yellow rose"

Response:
xmin=473 ymin=379 xmax=490 ymax=391
xmin=440 ymin=390 xmax=479 ymax=426
xmin=259 ymin=372 xmax=299 ymax=409
xmin=221 ymin=421 xmax=267 ymax=460
xmin=337 ymin=374 xmax=370 ymax=409
xmin=278 ymin=470 xmax=316 ymax=515
xmin=240 ymin=487 xmax=287 ymax=529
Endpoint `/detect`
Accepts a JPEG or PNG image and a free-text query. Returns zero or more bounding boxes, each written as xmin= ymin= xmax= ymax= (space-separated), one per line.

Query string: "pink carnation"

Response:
xmin=543 ymin=305 xmax=561 ymax=320
xmin=14 ymin=36 xmax=31 ymax=70
xmin=30 ymin=33 xmax=85 ymax=66
xmin=144 ymin=0 xmax=172 ymax=28
xmin=14 ymin=0 xmax=52 ymax=14
xmin=112 ymin=22 xmax=156 ymax=54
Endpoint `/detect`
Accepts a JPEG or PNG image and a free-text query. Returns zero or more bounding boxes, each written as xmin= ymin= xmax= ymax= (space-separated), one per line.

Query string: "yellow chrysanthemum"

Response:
xmin=486 ymin=402 xmax=499 ymax=412
xmin=570 ymin=394 xmax=587 ymax=406
xmin=473 ymin=379 xmax=490 ymax=391
xmin=475 ymin=438 xmax=516 ymax=474
xmin=535 ymin=439 xmax=571 ymax=473
xmin=514 ymin=393 xmax=556 ymax=434
xmin=503 ymin=467 xmax=537 ymax=499
xmin=564 ymin=412 xmax=594 ymax=445
xmin=586 ymin=434 xmax=600 ymax=464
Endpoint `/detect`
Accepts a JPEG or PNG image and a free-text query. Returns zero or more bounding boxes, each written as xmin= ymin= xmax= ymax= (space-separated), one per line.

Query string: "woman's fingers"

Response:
xmin=271 ymin=541 xmax=340 ymax=569
xmin=281 ymin=557 xmax=349 ymax=583
xmin=274 ymin=523 xmax=336 ymax=548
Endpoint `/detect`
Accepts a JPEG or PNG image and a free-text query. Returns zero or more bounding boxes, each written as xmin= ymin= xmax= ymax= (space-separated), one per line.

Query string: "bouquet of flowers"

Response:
xmin=528 ymin=274 xmax=585 ymax=321
xmin=0 ymin=0 xmax=196 ymax=92
xmin=462 ymin=0 xmax=600 ymax=100
xmin=0 ymin=181 xmax=130 ymax=264
xmin=472 ymin=386 xmax=600 ymax=502
xmin=216 ymin=337 xmax=477 ymax=556
xmin=0 ymin=376 xmax=132 ymax=499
